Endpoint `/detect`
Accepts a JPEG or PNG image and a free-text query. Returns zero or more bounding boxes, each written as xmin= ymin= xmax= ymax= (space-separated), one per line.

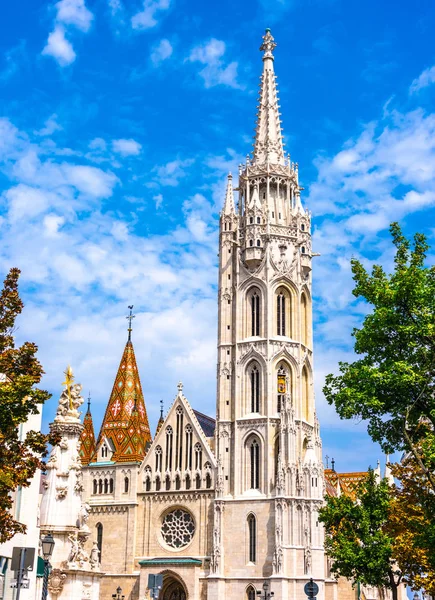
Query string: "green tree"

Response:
xmin=319 ymin=469 xmax=403 ymax=600
xmin=323 ymin=223 xmax=435 ymax=489
xmin=0 ymin=268 xmax=54 ymax=542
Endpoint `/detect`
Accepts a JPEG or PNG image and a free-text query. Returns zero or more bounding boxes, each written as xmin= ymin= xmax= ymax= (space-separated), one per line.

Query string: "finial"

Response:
xmin=325 ymin=455 xmax=329 ymax=469
xmin=87 ymin=391 xmax=91 ymax=413
xmin=160 ymin=399 xmax=164 ymax=418
xmin=126 ymin=305 xmax=135 ymax=342
xmin=331 ymin=457 xmax=335 ymax=472
xmin=260 ymin=28 xmax=276 ymax=60
xmin=177 ymin=381 xmax=183 ymax=395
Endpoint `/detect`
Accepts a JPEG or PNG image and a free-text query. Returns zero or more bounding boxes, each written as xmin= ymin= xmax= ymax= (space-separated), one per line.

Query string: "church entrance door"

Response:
xmin=159 ymin=576 xmax=187 ymax=600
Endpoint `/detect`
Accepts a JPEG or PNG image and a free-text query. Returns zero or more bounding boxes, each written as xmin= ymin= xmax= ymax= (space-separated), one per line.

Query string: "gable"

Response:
xmin=139 ymin=386 xmax=216 ymax=494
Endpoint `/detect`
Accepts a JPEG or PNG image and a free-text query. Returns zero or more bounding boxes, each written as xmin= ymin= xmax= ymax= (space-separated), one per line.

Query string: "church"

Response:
xmin=73 ymin=29 xmax=360 ymax=600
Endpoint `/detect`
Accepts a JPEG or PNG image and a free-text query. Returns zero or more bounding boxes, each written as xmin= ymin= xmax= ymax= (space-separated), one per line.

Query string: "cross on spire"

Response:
xmin=87 ymin=391 xmax=91 ymax=414
xmin=160 ymin=399 xmax=164 ymax=418
xmin=126 ymin=305 xmax=135 ymax=342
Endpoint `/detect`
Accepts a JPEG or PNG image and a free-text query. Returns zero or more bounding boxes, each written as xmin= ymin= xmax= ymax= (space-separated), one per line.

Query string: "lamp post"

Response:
xmin=257 ymin=581 xmax=274 ymax=599
xmin=112 ymin=586 xmax=125 ymax=600
xmin=41 ymin=533 xmax=55 ymax=600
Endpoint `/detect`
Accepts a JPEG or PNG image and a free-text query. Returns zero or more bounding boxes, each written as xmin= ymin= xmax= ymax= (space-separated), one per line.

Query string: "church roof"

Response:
xmin=79 ymin=396 xmax=96 ymax=465
xmin=324 ymin=468 xmax=369 ymax=500
xmin=96 ymin=338 xmax=151 ymax=463
xmin=253 ymin=29 xmax=285 ymax=166
xmin=193 ymin=410 xmax=215 ymax=438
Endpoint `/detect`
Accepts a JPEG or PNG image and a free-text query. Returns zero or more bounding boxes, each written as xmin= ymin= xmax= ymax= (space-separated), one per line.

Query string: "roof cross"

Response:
xmin=126 ymin=305 xmax=135 ymax=341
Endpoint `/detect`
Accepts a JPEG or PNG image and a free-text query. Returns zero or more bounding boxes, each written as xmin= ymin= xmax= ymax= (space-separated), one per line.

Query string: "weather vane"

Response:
xmin=62 ymin=365 xmax=75 ymax=410
xmin=126 ymin=305 xmax=135 ymax=341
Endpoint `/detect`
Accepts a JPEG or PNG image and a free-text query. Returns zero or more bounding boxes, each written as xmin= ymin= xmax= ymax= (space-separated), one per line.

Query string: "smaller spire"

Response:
xmin=126 ymin=305 xmax=135 ymax=342
xmin=79 ymin=394 xmax=96 ymax=465
xmin=155 ymin=399 xmax=164 ymax=437
xmin=86 ymin=391 xmax=91 ymax=414
xmin=222 ymin=173 xmax=235 ymax=215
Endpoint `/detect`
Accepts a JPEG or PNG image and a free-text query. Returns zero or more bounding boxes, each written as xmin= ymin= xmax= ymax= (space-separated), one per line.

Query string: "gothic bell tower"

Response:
xmin=208 ymin=30 xmax=325 ymax=600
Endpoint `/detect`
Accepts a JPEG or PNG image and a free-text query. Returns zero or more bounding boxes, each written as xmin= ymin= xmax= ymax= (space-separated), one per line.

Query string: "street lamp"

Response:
xmin=112 ymin=586 xmax=125 ymax=600
xmin=257 ymin=581 xmax=274 ymax=599
xmin=41 ymin=533 xmax=55 ymax=600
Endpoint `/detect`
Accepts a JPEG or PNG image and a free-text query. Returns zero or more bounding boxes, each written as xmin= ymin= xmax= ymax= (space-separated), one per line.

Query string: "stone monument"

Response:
xmin=39 ymin=367 xmax=103 ymax=600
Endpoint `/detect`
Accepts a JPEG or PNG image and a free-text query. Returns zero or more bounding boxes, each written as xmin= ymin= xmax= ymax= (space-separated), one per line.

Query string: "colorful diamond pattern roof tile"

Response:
xmin=96 ymin=340 xmax=151 ymax=463
xmin=79 ymin=406 xmax=96 ymax=465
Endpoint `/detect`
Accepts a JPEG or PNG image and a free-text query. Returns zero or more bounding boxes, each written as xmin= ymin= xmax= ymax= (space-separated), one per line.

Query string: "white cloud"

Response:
xmin=131 ymin=0 xmax=171 ymax=30
xmin=35 ymin=114 xmax=63 ymax=136
xmin=150 ymin=38 xmax=173 ymax=66
xmin=112 ymin=138 xmax=142 ymax=156
xmin=188 ymin=39 xmax=243 ymax=89
xmin=42 ymin=0 xmax=93 ymax=66
xmin=63 ymin=165 xmax=119 ymax=197
xmin=42 ymin=26 xmax=76 ymax=66
xmin=55 ymin=0 xmax=93 ymax=31
xmin=410 ymin=65 xmax=435 ymax=94
xmin=154 ymin=158 xmax=194 ymax=186
xmin=153 ymin=193 xmax=163 ymax=209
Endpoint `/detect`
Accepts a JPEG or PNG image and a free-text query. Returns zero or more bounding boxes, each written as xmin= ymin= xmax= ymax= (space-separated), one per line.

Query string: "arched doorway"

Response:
xmin=159 ymin=574 xmax=187 ymax=600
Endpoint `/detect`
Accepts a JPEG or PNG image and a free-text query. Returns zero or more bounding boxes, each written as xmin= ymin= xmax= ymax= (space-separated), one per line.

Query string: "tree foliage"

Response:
xmin=0 ymin=268 xmax=54 ymax=542
xmin=319 ymin=469 xmax=402 ymax=600
xmin=388 ymin=455 xmax=435 ymax=594
xmin=323 ymin=223 xmax=435 ymax=488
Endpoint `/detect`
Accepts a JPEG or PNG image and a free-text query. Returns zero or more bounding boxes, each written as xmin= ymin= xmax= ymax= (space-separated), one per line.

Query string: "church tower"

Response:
xmin=209 ymin=29 xmax=325 ymax=600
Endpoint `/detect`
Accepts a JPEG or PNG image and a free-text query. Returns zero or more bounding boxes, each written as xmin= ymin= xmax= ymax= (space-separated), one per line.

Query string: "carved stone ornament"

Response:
xmin=81 ymin=582 xmax=92 ymax=600
xmin=47 ymin=569 xmax=67 ymax=597
xmin=304 ymin=546 xmax=312 ymax=574
xmin=89 ymin=541 xmax=100 ymax=571
xmin=55 ymin=485 xmax=68 ymax=500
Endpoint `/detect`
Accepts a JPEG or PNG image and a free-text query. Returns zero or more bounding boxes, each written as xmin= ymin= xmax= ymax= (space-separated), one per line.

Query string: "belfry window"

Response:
xmin=250 ymin=365 xmax=260 ymax=413
xmin=277 ymin=289 xmax=286 ymax=336
xmin=251 ymin=290 xmax=260 ymax=336
xmin=250 ymin=216 xmax=254 ymax=224
xmin=248 ymin=514 xmax=256 ymax=563
xmin=250 ymin=439 xmax=260 ymax=490
xmin=277 ymin=365 xmax=287 ymax=413
xmin=256 ymin=239 xmax=260 ymax=247
xmin=257 ymin=216 xmax=261 ymax=223
xmin=249 ymin=239 xmax=254 ymax=247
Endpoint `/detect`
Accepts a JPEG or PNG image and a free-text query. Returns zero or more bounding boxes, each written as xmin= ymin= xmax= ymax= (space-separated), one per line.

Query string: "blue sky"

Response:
xmin=1 ymin=0 xmax=435 ymax=472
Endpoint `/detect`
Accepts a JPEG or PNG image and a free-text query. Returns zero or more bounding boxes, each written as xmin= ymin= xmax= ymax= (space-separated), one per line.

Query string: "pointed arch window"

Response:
xmin=256 ymin=239 xmax=261 ymax=247
xmin=124 ymin=477 xmax=129 ymax=493
xmin=302 ymin=366 xmax=310 ymax=421
xmin=277 ymin=289 xmax=286 ymax=336
xmin=250 ymin=439 xmax=260 ymax=490
xmin=109 ymin=478 xmax=114 ymax=493
xmin=96 ymin=523 xmax=103 ymax=563
xmin=195 ymin=473 xmax=201 ymax=489
xmin=104 ymin=478 xmax=108 ymax=494
xmin=156 ymin=476 xmax=161 ymax=491
xmin=248 ymin=514 xmax=256 ymax=563
xmin=175 ymin=475 xmax=181 ymax=490
xmin=93 ymin=479 xmax=97 ymax=494
xmin=175 ymin=407 xmax=184 ymax=471
xmin=165 ymin=475 xmax=171 ymax=491
xmin=250 ymin=364 xmax=260 ymax=413
xmin=185 ymin=425 xmax=193 ymax=471
xmin=247 ymin=587 xmax=256 ymax=600
xmin=165 ymin=427 xmax=173 ymax=471
xmin=194 ymin=443 xmax=202 ymax=471
xmin=277 ymin=365 xmax=287 ymax=413
xmin=155 ymin=445 xmax=162 ymax=472
xmin=98 ymin=479 xmax=103 ymax=494
xmin=185 ymin=474 xmax=191 ymax=490
xmin=145 ymin=477 xmax=151 ymax=491
xmin=249 ymin=239 xmax=254 ymax=247
xmin=301 ymin=293 xmax=309 ymax=347
xmin=206 ymin=473 xmax=212 ymax=489
xmin=250 ymin=289 xmax=260 ymax=336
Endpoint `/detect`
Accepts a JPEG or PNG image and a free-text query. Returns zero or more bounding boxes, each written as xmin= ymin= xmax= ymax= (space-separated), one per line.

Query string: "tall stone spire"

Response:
xmin=79 ymin=393 xmax=96 ymax=465
xmin=96 ymin=314 xmax=151 ymax=463
xmin=253 ymin=29 xmax=285 ymax=165
xmin=222 ymin=173 xmax=235 ymax=215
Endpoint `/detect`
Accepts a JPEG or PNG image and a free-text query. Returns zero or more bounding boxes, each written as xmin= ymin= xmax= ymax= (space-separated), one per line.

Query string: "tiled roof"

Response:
xmin=193 ymin=410 xmax=215 ymax=437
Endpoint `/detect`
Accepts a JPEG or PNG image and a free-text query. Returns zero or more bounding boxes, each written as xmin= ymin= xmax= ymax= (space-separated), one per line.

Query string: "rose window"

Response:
xmin=161 ymin=509 xmax=195 ymax=549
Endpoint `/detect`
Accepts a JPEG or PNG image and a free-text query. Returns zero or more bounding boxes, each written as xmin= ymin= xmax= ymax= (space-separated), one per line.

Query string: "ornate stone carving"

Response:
xmin=216 ymin=459 xmax=224 ymax=498
xmin=55 ymin=382 xmax=84 ymax=422
xmin=304 ymin=546 xmax=312 ymax=574
xmin=47 ymin=569 xmax=67 ymax=597
xmin=210 ymin=501 xmax=223 ymax=574
xmin=55 ymin=485 xmax=68 ymax=500
xmin=89 ymin=542 xmax=100 ymax=571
